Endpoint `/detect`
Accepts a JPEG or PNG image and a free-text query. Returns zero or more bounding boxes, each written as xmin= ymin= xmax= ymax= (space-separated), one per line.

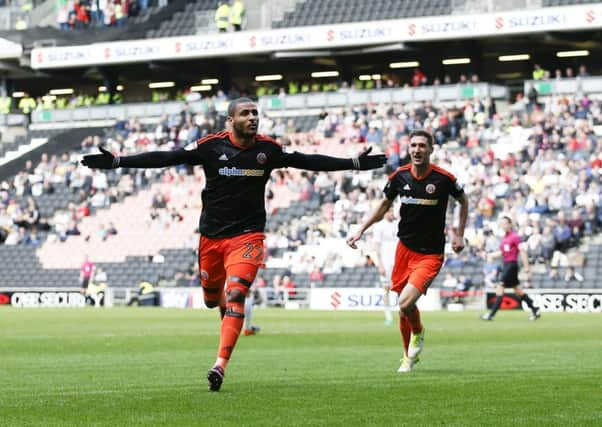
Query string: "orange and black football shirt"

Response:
xmin=119 ymin=131 xmax=361 ymax=238
xmin=178 ymin=131 xmax=287 ymax=238
xmin=384 ymin=164 xmax=464 ymax=254
xmin=182 ymin=131 xmax=349 ymax=238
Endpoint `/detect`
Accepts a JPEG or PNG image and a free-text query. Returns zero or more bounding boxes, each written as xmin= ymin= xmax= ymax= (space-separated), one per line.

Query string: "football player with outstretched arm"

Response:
xmin=82 ymin=97 xmax=386 ymax=391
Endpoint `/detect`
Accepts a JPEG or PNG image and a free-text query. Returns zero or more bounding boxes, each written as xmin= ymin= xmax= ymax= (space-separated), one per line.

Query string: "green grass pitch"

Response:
xmin=1 ymin=308 xmax=600 ymax=426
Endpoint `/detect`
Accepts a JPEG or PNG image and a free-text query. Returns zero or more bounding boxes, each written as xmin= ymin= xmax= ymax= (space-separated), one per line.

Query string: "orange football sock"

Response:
xmin=215 ymin=301 xmax=245 ymax=369
xmin=406 ymin=307 xmax=423 ymax=334
xmin=399 ymin=315 xmax=411 ymax=357
xmin=214 ymin=263 xmax=258 ymax=370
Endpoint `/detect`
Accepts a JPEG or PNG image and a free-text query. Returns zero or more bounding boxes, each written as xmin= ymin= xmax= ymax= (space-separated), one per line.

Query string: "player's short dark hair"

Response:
xmin=227 ymin=97 xmax=256 ymax=116
xmin=409 ymin=129 xmax=434 ymax=147
xmin=502 ymin=216 xmax=513 ymax=224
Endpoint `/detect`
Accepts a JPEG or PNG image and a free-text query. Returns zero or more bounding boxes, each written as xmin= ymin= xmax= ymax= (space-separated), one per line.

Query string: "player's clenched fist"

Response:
xmin=451 ymin=235 xmax=465 ymax=253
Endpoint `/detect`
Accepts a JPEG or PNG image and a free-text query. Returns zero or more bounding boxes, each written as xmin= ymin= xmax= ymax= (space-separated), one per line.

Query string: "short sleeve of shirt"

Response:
xmin=186 ymin=140 xmax=210 ymax=165
xmin=383 ymin=178 xmax=398 ymax=201
xmin=449 ymin=177 xmax=464 ymax=199
xmin=513 ymin=233 xmax=523 ymax=246
xmin=269 ymin=145 xmax=287 ymax=169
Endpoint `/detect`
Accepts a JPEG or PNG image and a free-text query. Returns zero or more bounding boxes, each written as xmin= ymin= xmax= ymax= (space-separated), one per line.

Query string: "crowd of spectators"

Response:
xmin=55 ymin=0 xmax=166 ymax=31
xmin=1 ymin=81 xmax=601 ymax=295
xmin=254 ymin=70 xmax=484 ymax=98
xmin=259 ymin=88 xmax=602 ymax=290
xmin=2 ymin=0 xmax=161 ymax=30
xmin=256 ymin=65 xmax=595 ymax=98
xmin=0 ymin=106 xmax=219 ymax=250
xmin=3 ymin=64 xmax=594 ymax=118
xmin=532 ymin=64 xmax=590 ymax=81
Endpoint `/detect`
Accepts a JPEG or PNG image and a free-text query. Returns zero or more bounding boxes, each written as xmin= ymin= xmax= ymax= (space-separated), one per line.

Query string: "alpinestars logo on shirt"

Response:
xmin=218 ymin=167 xmax=264 ymax=177
xmin=399 ymin=196 xmax=438 ymax=206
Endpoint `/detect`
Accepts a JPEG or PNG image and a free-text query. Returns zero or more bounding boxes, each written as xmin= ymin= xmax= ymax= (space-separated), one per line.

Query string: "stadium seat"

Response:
xmin=271 ymin=0 xmax=454 ymax=27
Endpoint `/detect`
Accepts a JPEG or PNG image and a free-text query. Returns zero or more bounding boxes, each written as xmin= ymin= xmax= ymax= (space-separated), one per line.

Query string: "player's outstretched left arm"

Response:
xmin=81 ymin=146 xmax=193 ymax=169
xmin=282 ymin=146 xmax=386 ymax=171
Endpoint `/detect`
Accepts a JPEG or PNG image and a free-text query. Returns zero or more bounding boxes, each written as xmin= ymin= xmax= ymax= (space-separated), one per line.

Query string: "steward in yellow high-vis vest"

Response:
xmin=215 ymin=1 xmax=230 ymax=32
xmin=230 ymin=0 xmax=245 ymax=31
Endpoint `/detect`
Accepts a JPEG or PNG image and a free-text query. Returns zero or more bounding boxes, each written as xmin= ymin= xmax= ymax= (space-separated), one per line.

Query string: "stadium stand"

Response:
xmin=146 ymin=0 xmax=219 ymax=38
xmin=0 ymin=128 xmax=99 ymax=187
xmin=0 ymin=133 xmax=29 ymax=159
xmin=1 ymin=0 xmax=601 ymax=301
xmin=0 ymin=0 xmax=184 ymax=46
xmin=3 ymin=88 xmax=602 ymax=296
xmin=0 ymin=109 xmax=348 ymax=290
xmin=272 ymin=0 xmax=452 ymax=28
xmin=0 ymin=128 xmax=64 ymax=162
xmin=258 ymin=89 xmax=602 ymax=296
xmin=542 ymin=0 xmax=601 ymax=6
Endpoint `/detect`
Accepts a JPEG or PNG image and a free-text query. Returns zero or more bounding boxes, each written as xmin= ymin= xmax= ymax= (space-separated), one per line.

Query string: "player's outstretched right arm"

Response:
xmin=81 ymin=146 xmax=192 ymax=169
xmin=282 ymin=146 xmax=386 ymax=171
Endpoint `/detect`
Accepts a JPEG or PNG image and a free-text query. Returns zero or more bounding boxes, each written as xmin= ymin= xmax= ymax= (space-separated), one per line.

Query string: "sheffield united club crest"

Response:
xmin=256 ymin=152 xmax=267 ymax=165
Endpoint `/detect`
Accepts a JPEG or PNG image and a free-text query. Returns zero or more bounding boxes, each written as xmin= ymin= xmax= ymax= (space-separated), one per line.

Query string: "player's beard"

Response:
xmin=233 ymin=122 xmax=257 ymax=139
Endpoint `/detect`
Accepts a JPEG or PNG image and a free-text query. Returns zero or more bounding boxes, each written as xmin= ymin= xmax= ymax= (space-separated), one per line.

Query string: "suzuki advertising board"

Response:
xmin=310 ymin=288 xmax=441 ymax=311
xmin=31 ymin=4 xmax=602 ymax=69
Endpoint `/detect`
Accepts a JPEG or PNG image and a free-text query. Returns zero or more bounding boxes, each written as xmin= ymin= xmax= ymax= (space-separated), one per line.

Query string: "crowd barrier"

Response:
xmin=0 ymin=113 xmax=26 ymax=126
xmin=524 ymin=75 xmax=602 ymax=97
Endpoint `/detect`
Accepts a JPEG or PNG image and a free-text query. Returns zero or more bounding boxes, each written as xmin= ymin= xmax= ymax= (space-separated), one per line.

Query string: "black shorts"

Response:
xmin=81 ymin=277 xmax=90 ymax=289
xmin=501 ymin=261 xmax=519 ymax=288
